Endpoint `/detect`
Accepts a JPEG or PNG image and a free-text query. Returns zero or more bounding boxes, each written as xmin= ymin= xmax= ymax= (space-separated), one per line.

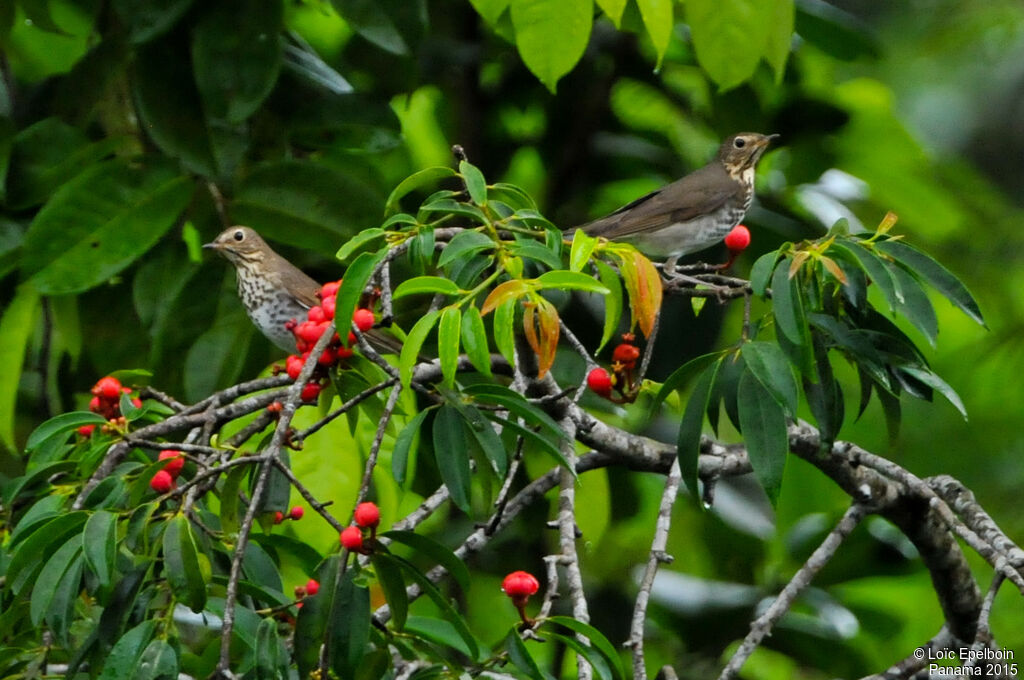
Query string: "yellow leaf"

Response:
xmin=633 ymin=250 xmax=663 ymax=337
xmin=788 ymin=251 xmax=810 ymax=279
xmin=820 ymin=255 xmax=847 ymax=284
xmin=877 ymin=211 xmax=898 ymax=235
xmin=481 ymin=279 xmax=532 ymax=315
xmin=535 ymin=297 xmax=560 ymax=378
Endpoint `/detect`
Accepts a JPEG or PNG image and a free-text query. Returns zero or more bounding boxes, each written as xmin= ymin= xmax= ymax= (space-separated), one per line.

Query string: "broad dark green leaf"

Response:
xmin=438 ymin=230 xmax=495 ymax=268
xmin=536 ymin=270 xmax=611 ymax=295
xmin=546 ymin=632 xmax=614 ymax=680
xmin=336 ymin=227 xmax=386 ymax=262
xmin=463 ymin=383 xmax=567 ymax=441
xmin=750 ymin=249 xmax=782 ymax=297
xmin=135 ymin=638 xmax=178 ymax=680
xmin=461 ymin=305 xmax=493 ymax=377
xmin=543 ymin=616 xmax=625 ymax=680
xmin=485 ymin=414 xmax=572 ymax=473
xmin=510 ymin=0 xmax=593 ymax=93
xmin=741 ymin=341 xmax=799 ymax=416
xmin=329 ymin=569 xmax=371 ymax=680
xmin=331 ymin=0 xmax=410 ymax=55
xmin=505 ymin=628 xmax=548 ymax=680
xmin=82 ymin=510 xmax=118 ymax=588
xmin=393 ymin=555 xmax=480 ymax=659
xmin=97 ymin=620 xmax=156 ymax=680
xmin=438 ymin=306 xmax=462 ymax=388
xmin=889 ymin=265 xmax=938 ymax=346
xmin=650 ymin=351 xmax=721 ymax=414
xmin=392 ymin=408 xmax=432 ymax=483
xmin=22 ymin=157 xmax=192 ymax=295
xmin=294 ymin=555 xmax=340 ymax=677
xmin=9 ymin=495 xmax=65 ymax=545
xmin=45 ymin=552 xmax=84 ymax=646
xmin=255 ymin=617 xmax=284 ymax=680
xmin=163 ymin=514 xmax=207 ymax=612
xmin=256 ymin=447 xmax=291 ymax=516
xmin=242 ymin=541 xmax=284 ymax=595
xmin=677 ymin=360 xmax=721 ymax=498
xmin=112 ymin=0 xmax=196 ymax=44
xmin=385 ymin=167 xmax=458 ymax=216
xmin=30 ymin=536 xmax=81 ymax=626
xmin=459 ymin=160 xmax=488 ymax=205
xmin=737 ymin=370 xmax=789 ymax=505
xmin=461 ymin=403 xmax=509 ymax=476
xmin=831 ymin=242 xmax=902 ymax=312
xmin=6 ymin=511 xmax=88 ymax=595
xmin=393 ymin=275 xmax=461 ymax=299
xmin=192 ymin=0 xmax=282 ymax=123
xmin=770 ymin=262 xmax=810 ymax=347
xmin=803 ymin=338 xmax=844 ymax=449
xmin=400 ymin=310 xmax=440 ymax=387
xmin=24 ymin=411 xmax=107 ymax=452
xmin=381 ymin=529 xmax=471 ymax=592
xmin=336 ymin=248 xmax=388 ymax=341
xmin=370 ymin=552 xmax=409 ymax=630
xmin=794 ymin=0 xmax=880 ymax=61
xmin=876 ymin=239 xmax=985 ymax=327
xmin=433 ymin=404 xmax=472 ymax=512
xmin=687 ymin=0 xmax=773 ymax=89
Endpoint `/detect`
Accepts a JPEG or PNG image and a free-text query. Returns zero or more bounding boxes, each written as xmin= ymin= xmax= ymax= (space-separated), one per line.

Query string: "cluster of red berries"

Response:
xmin=149 ymin=450 xmax=185 ymax=494
xmin=294 ymin=577 xmax=320 ymax=608
xmin=279 ymin=280 xmax=377 ymax=403
xmin=586 ymin=333 xmax=642 ymax=403
xmin=78 ymin=376 xmax=143 ymax=437
xmin=339 ymin=502 xmax=381 ymax=554
xmin=502 ymin=570 xmax=540 ymax=624
xmin=273 ymin=506 xmax=305 ymax=524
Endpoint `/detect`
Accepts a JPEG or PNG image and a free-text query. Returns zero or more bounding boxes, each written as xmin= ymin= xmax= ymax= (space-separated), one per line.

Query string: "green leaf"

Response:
xmin=392 ymin=555 xmax=481 ymax=659
xmin=371 ymin=552 xmax=409 ymax=630
xmin=536 ymin=270 xmax=611 ymax=295
xmin=295 ymin=555 xmax=340 ymax=677
xmin=741 ymin=341 xmax=799 ymax=416
xmin=677 ymin=360 xmax=721 ymax=498
xmin=337 ymin=227 xmax=387 ymax=262
xmin=771 ymin=262 xmax=810 ymax=347
xmin=803 ymin=337 xmax=844 ymax=448
xmin=464 ymin=383 xmax=567 ymax=441
xmin=765 ymin=0 xmax=795 ymax=82
xmin=899 ymin=366 xmax=967 ymax=419
xmin=485 ymin=413 xmax=572 ymax=473
xmin=136 ymin=639 xmax=178 ymax=680
xmin=507 ymin=240 xmax=562 ymax=270
xmin=459 ymin=159 xmax=488 ymax=205
xmin=568 ymin=230 xmax=597 ymax=272
xmin=875 ymin=239 xmax=985 ymax=327
xmin=163 ymin=514 xmax=207 ymax=612
xmin=636 ymin=0 xmax=673 ymax=69
xmin=543 ymin=616 xmax=625 ymax=680
xmin=831 ymin=242 xmax=902 ymax=312
xmin=328 ymin=569 xmax=371 ymax=680
xmin=687 ymin=0 xmax=773 ymax=90
xmin=505 ymin=628 xmax=548 ymax=680
xmin=255 ymin=617 xmax=284 ymax=680
xmin=381 ymin=529 xmax=471 ymax=592
xmin=438 ymin=306 xmax=462 ymax=388
xmin=494 ymin=297 xmax=517 ymax=366
xmin=461 ymin=305 xmax=493 ymax=378
xmin=45 ymin=552 xmax=84 ymax=646
xmin=191 ymin=0 xmax=283 ymax=123
xmin=393 ymin=275 xmax=462 ymax=299
xmin=400 ymin=309 xmax=440 ymax=387
xmin=469 ymin=0 xmax=510 ymax=23
xmin=24 ymin=410 xmax=105 ymax=453
xmin=650 ymin=351 xmax=721 ymax=414
xmin=336 ymin=248 xmax=387 ymax=338
xmin=405 ymin=616 xmax=478 ymax=658
xmin=82 ymin=510 xmax=118 ymax=588
xmin=385 ymin=167 xmax=458 ymax=216
xmin=331 ymin=0 xmax=409 ymax=55
xmin=438 ymin=230 xmax=495 ymax=268
xmin=421 ymin=197 xmax=488 ymax=223
xmin=98 ymin=620 xmax=156 ymax=680
xmin=595 ymin=0 xmax=626 ymax=26
xmin=111 ymin=0 xmax=196 ymax=44
xmin=737 ymin=370 xmax=788 ymax=505
xmin=30 ymin=536 xmax=81 ymax=627
xmin=750 ymin=249 xmax=782 ymax=297
xmin=889 ymin=265 xmax=938 ymax=346
xmin=22 ymin=158 xmax=192 ymax=295
xmin=593 ymin=260 xmax=623 ymax=353
xmin=546 ymin=632 xmax=614 ymax=680
xmin=510 ymin=0 xmax=593 ymax=93
xmin=433 ymin=405 xmax=473 ymax=512
xmin=392 ymin=407 xmax=433 ymax=483
xmin=6 ymin=511 xmax=88 ymax=596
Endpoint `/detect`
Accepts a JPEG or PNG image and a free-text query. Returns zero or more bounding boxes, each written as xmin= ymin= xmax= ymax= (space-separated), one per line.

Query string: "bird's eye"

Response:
xmin=734 ymin=138 xmax=747 ymax=149
xmin=233 ymin=230 xmax=244 ymax=242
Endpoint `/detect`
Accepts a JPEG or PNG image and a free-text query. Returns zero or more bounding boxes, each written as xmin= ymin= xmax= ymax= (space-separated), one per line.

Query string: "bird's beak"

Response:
xmin=202 ymin=242 xmax=220 ymax=250
xmin=765 ymin=134 xmax=780 ymax=143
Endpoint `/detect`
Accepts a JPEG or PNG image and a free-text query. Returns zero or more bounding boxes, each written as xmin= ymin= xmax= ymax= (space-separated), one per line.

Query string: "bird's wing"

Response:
xmin=274 ymin=255 xmax=323 ymax=309
xmin=580 ymin=165 xmax=737 ymax=239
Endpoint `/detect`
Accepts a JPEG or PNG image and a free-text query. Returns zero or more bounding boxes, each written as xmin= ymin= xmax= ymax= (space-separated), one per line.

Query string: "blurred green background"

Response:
xmin=1 ymin=0 xmax=1022 ymax=676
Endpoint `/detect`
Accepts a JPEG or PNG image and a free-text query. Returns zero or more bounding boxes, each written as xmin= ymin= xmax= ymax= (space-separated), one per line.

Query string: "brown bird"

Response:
xmin=203 ymin=226 xmax=397 ymax=354
xmin=574 ymin=132 xmax=778 ymax=268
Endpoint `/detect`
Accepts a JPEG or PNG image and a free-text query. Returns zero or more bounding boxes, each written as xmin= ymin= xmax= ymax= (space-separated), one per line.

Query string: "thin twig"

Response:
xmin=294 ymin=378 xmax=396 ymax=443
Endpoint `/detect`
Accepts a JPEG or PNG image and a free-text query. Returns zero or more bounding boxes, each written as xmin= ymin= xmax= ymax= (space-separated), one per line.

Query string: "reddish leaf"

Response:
xmin=535 ymin=297 xmax=560 ymax=378
xmin=619 ymin=249 xmax=662 ymax=338
xmin=481 ymin=280 xmax=532 ymax=315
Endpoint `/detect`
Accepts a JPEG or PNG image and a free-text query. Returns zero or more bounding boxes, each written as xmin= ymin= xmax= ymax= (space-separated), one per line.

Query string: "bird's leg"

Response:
xmin=660 ymin=255 xmax=681 ymax=281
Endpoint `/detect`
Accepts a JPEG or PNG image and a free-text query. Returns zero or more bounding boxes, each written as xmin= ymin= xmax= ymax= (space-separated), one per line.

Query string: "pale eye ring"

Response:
xmin=734 ymin=138 xmax=746 ymax=149
xmin=233 ymin=230 xmax=244 ymax=241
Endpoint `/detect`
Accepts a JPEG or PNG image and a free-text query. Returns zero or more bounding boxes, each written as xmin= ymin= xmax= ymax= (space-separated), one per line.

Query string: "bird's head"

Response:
xmin=203 ymin=226 xmax=269 ymax=264
xmin=717 ymin=132 xmax=779 ymax=175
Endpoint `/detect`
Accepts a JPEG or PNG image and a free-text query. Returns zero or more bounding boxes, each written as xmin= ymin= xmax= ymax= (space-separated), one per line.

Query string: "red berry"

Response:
xmin=353 ymin=502 xmax=380 ymax=529
xmin=88 ymin=396 xmax=102 ymax=413
xmin=336 ymin=346 xmax=354 ymax=360
xmin=502 ymin=571 xmax=540 ymax=599
xmin=340 ymin=526 xmax=363 ymax=551
xmin=296 ymin=321 xmax=327 ymax=345
xmin=77 ymin=424 xmax=96 ymax=437
xmin=724 ymin=224 xmax=751 ymax=252
xmin=286 ymin=355 xmax=304 ymax=381
xmin=308 ymin=306 xmax=326 ymax=324
xmin=150 ymin=470 xmax=174 ymax=494
xmin=267 ymin=401 xmax=283 ymax=414
xmin=321 ymin=296 xmax=336 ymax=320
xmin=289 ymin=506 xmax=304 ymax=521
xmin=353 ymin=308 xmax=375 ymax=332
xmin=304 ymin=578 xmax=320 ymax=596
xmin=274 ymin=511 xmax=284 ymax=524
xmin=612 ymin=343 xmax=641 ymax=365
xmin=318 ymin=347 xmax=337 ymax=366
xmin=159 ymin=450 xmax=185 ymax=478
xmin=346 ymin=331 xmax=357 ymax=347
xmin=132 ymin=397 xmax=143 ymax=409
xmin=92 ymin=376 xmax=122 ymax=400
xmin=319 ymin=281 xmax=341 ymax=299
xmin=300 ymin=382 xmax=322 ymax=402
xmin=586 ymin=368 xmax=613 ymax=398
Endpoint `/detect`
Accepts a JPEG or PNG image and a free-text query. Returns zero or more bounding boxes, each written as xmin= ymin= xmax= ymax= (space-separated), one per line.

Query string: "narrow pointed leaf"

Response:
xmin=536 ymin=270 xmax=610 ymax=295
xmin=392 ymin=408 xmax=432 ymax=483
xmin=381 ymin=529 xmax=471 ymax=591
xmin=677 ymin=360 xmax=721 ymax=498
xmin=899 ymin=366 xmax=967 ymax=419
xmin=493 ymin=298 xmax=517 ymax=366
xmin=163 ymin=514 xmax=207 ymax=612
xmin=569 ymin=230 xmax=598 ymax=272
xmin=433 ymin=405 xmax=472 ymax=512
xmin=400 ymin=310 xmax=440 ymax=387
xmin=438 ymin=306 xmax=462 ymax=388
xmin=889 ymin=265 xmax=938 ymax=346
xmin=385 ymin=167 xmax=458 ymax=215
xmin=741 ymin=341 xmax=799 ymax=416
xmin=737 ymin=370 xmax=788 ymax=505
xmin=459 ymin=160 xmax=488 ymax=206
xmin=336 ymin=228 xmax=387 ymax=262
xmin=461 ymin=305 xmax=493 ymax=377
xmin=594 ymin=259 xmax=624 ymax=352
xmin=393 ymin=275 xmax=461 ymax=299
xmin=876 ymin=239 xmax=985 ymax=327
xmin=82 ymin=510 xmax=118 ymax=588
xmin=370 ymin=552 xmax=409 ymax=630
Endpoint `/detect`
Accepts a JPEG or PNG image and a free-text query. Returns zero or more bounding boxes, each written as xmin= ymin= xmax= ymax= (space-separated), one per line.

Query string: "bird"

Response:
xmin=572 ymin=132 xmax=778 ymax=269
xmin=203 ymin=226 xmax=398 ymax=354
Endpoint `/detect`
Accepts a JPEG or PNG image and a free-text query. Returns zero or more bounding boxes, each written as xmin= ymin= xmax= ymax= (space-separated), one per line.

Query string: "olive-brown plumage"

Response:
xmin=575 ymin=132 xmax=777 ymax=262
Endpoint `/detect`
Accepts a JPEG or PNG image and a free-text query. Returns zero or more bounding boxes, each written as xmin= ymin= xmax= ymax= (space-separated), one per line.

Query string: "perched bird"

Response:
xmin=573 ymin=132 xmax=778 ymax=268
xmin=203 ymin=226 xmax=396 ymax=354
